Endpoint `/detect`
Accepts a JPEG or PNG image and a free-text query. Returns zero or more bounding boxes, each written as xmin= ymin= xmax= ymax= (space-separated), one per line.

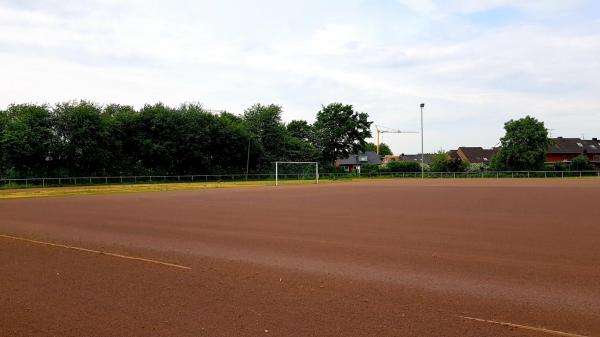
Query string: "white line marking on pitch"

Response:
xmin=0 ymin=234 xmax=191 ymax=270
xmin=458 ymin=315 xmax=590 ymax=337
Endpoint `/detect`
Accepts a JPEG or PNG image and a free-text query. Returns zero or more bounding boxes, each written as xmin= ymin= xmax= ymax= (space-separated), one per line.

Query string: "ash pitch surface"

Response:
xmin=1 ymin=179 xmax=599 ymax=337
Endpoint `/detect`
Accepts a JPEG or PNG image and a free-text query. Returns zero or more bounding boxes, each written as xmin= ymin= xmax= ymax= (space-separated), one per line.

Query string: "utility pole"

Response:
xmin=420 ymin=103 xmax=425 ymax=179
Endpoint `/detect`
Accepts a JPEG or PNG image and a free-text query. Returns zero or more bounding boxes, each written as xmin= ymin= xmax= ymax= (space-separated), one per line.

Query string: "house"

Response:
xmin=451 ymin=147 xmax=498 ymax=164
xmin=546 ymin=137 xmax=600 ymax=163
xmin=382 ymin=153 xmax=435 ymax=164
xmin=335 ymin=151 xmax=382 ymax=172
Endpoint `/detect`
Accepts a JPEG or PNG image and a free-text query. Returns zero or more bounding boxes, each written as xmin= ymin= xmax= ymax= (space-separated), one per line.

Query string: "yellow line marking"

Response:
xmin=458 ymin=315 xmax=590 ymax=337
xmin=0 ymin=234 xmax=191 ymax=270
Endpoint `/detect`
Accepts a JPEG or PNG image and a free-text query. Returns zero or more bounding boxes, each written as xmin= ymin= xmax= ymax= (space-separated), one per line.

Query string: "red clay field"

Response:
xmin=1 ymin=179 xmax=599 ymax=337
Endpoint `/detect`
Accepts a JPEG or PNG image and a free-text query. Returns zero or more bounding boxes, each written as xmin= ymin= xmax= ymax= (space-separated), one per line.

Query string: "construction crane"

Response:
xmin=375 ymin=125 xmax=418 ymax=155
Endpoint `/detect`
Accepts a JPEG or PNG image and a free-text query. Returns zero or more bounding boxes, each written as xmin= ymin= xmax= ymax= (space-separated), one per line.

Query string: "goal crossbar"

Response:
xmin=274 ymin=162 xmax=319 ymax=186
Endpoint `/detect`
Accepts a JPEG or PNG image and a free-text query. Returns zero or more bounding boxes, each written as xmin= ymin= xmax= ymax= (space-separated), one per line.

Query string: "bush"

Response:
xmin=570 ymin=155 xmax=592 ymax=171
xmin=359 ymin=163 xmax=380 ymax=174
xmin=466 ymin=163 xmax=485 ymax=173
xmin=384 ymin=160 xmax=421 ymax=172
xmin=320 ymin=164 xmax=347 ymax=174
xmin=429 ymin=151 xmax=449 ymax=172
xmin=545 ymin=162 xmax=568 ymax=171
xmin=448 ymin=158 xmax=468 ymax=172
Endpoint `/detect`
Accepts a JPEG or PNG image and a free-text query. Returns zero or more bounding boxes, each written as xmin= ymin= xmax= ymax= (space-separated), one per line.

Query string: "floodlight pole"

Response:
xmin=420 ymin=103 xmax=425 ymax=179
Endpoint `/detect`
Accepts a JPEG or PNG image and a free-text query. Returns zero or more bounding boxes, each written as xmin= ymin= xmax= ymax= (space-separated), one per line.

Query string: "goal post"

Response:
xmin=275 ymin=162 xmax=319 ymax=186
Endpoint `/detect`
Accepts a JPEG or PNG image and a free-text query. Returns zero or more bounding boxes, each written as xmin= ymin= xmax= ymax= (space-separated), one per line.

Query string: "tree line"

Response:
xmin=0 ymin=101 xmax=372 ymax=178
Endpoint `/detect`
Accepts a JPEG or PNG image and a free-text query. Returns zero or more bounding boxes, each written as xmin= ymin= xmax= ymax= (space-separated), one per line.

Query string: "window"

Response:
xmin=359 ymin=155 xmax=368 ymax=162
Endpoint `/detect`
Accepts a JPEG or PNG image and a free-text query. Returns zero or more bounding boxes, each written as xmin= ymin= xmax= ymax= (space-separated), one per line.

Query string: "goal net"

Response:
xmin=274 ymin=162 xmax=319 ymax=186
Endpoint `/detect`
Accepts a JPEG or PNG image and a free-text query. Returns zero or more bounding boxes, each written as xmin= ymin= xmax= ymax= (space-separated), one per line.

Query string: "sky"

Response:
xmin=1 ymin=0 xmax=599 ymax=154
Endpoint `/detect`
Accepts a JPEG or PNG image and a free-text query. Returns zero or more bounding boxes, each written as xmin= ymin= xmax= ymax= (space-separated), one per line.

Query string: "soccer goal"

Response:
xmin=274 ymin=162 xmax=319 ymax=186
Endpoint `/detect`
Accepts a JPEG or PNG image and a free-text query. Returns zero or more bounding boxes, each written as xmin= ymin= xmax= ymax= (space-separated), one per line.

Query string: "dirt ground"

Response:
xmin=1 ymin=178 xmax=599 ymax=337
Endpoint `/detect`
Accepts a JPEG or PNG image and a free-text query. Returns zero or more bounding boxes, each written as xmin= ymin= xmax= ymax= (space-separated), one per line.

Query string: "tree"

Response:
xmin=135 ymin=103 xmax=184 ymax=175
xmin=243 ymin=104 xmax=289 ymax=170
xmin=364 ymin=142 xmax=393 ymax=156
xmin=429 ymin=150 xmax=467 ymax=172
xmin=0 ymin=104 xmax=56 ymax=177
xmin=210 ymin=112 xmax=255 ymax=173
xmin=429 ymin=150 xmax=450 ymax=172
xmin=448 ymin=157 xmax=468 ymax=172
xmin=313 ymin=103 xmax=372 ymax=164
xmin=104 ymin=104 xmax=143 ymax=174
xmin=491 ymin=116 xmax=549 ymax=171
xmin=285 ymin=119 xmax=319 ymax=162
xmin=286 ymin=120 xmax=314 ymax=143
xmin=53 ymin=101 xmax=114 ymax=176
xmin=0 ymin=109 xmax=7 ymax=176
xmin=570 ymin=155 xmax=592 ymax=171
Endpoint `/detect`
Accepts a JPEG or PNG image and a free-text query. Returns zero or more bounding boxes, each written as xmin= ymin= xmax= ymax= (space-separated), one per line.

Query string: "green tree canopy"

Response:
xmin=0 ymin=101 xmax=370 ymax=178
xmin=364 ymin=142 xmax=393 ymax=156
xmin=243 ymin=104 xmax=289 ymax=169
xmin=430 ymin=150 xmax=467 ymax=172
xmin=313 ymin=103 xmax=372 ymax=164
xmin=570 ymin=155 xmax=592 ymax=171
xmin=491 ymin=116 xmax=549 ymax=171
xmin=286 ymin=120 xmax=314 ymax=143
xmin=429 ymin=150 xmax=450 ymax=172
xmin=0 ymin=104 xmax=56 ymax=177
xmin=53 ymin=101 xmax=113 ymax=176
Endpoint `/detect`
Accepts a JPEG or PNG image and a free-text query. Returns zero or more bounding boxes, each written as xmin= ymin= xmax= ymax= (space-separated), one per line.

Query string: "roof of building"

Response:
xmin=548 ymin=137 xmax=600 ymax=154
xmin=384 ymin=153 xmax=435 ymax=164
xmin=336 ymin=151 xmax=382 ymax=166
xmin=457 ymin=147 xmax=498 ymax=164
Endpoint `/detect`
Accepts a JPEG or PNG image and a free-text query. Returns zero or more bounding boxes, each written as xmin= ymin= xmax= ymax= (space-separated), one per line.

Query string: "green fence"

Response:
xmin=1 ymin=171 xmax=599 ymax=189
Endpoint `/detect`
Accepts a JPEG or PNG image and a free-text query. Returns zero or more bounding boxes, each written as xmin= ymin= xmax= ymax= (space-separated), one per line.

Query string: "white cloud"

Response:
xmin=0 ymin=0 xmax=599 ymax=153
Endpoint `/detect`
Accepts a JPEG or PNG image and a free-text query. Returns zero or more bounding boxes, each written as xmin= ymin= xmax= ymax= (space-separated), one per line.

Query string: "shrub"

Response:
xmin=466 ymin=163 xmax=486 ymax=173
xmin=317 ymin=163 xmax=340 ymax=172
xmin=570 ymin=155 xmax=592 ymax=171
xmin=429 ymin=151 xmax=450 ymax=172
xmin=384 ymin=160 xmax=421 ymax=172
xmin=545 ymin=162 xmax=568 ymax=171
xmin=359 ymin=163 xmax=380 ymax=174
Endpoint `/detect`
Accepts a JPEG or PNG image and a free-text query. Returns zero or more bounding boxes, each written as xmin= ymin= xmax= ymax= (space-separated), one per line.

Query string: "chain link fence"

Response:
xmin=1 ymin=170 xmax=599 ymax=189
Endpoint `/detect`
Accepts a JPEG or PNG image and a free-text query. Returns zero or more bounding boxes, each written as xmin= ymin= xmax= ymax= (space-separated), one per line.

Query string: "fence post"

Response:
xmin=42 ymin=179 xmax=45 ymax=187
xmin=25 ymin=179 xmax=28 ymax=188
